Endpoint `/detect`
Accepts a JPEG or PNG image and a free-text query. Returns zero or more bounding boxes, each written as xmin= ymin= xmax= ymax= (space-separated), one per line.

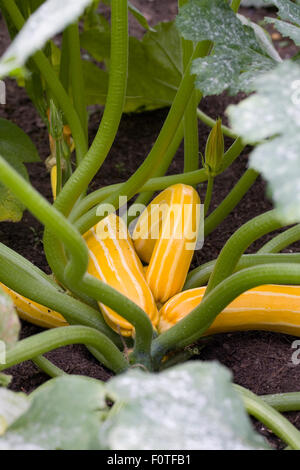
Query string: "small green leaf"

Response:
xmin=0 ymin=0 xmax=94 ymax=78
xmin=101 ymin=361 xmax=269 ymax=450
xmin=128 ymin=2 xmax=155 ymax=32
xmin=0 ymin=373 xmax=11 ymax=388
xmin=0 ymin=118 xmax=40 ymax=221
xmin=7 ymin=375 xmax=108 ymax=450
xmin=0 ymin=118 xmax=40 ymax=163
xmin=227 ymin=61 xmax=300 ymax=223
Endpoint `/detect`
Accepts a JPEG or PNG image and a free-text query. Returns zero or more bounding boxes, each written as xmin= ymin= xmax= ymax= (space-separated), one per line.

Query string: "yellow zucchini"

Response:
xmin=133 ymin=184 xmax=201 ymax=303
xmin=84 ymin=214 xmax=159 ymax=337
xmin=158 ymin=285 xmax=300 ymax=337
xmin=0 ymin=283 xmax=68 ymax=329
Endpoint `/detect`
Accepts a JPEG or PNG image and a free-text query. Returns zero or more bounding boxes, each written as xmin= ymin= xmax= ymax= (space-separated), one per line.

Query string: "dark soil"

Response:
xmin=0 ymin=1 xmax=300 ymax=450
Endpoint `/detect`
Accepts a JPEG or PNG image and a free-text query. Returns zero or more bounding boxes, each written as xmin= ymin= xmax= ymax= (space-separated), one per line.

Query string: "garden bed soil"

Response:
xmin=0 ymin=1 xmax=300 ymax=449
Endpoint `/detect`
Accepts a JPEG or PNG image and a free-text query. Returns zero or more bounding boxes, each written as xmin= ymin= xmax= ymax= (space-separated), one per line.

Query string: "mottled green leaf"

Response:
xmin=265 ymin=0 xmax=300 ymax=25
xmin=192 ymin=44 xmax=275 ymax=96
xmin=0 ymin=389 xmax=29 ymax=437
xmin=176 ymin=0 xmax=278 ymax=96
xmin=7 ymin=376 xmax=107 ymax=450
xmin=266 ymin=18 xmax=300 ymax=46
xmin=227 ymin=61 xmax=300 ymax=223
xmin=101 ymin=362 xmax=269 ymax=450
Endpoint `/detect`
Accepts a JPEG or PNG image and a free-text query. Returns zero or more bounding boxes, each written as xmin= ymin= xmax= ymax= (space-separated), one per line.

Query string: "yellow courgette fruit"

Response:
xmin=0 ymin=283 xmax=68 ymax=329
xmin=51 ymin=165 xmax=57 ymax=201
xmin=133 ymin=184 xmax=201 ymax=304
xmin=84 ymin=214 xmax=159 ymax=337
xmin=158 ymin=285 xmax=300 ymax=337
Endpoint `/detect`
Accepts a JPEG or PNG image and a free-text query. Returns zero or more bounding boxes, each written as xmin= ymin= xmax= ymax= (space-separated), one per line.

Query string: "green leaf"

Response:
xmin=6 ymin=376 xmax=107 ymax=450
xmin=265 ymin=18 xmax=300 ymax=46
xmin=101 ymin=361 xmax=269 ymax=450
xmin=192 ymin=44 xmax=275 ymax=96
xmin=242 ymin=0 xmax=272 ymax=6
xmin=265 ymin=0 xmax=300 ymax=25
xmin=0 ymin=118 xmax=40 ymax=163
xmin=176 ymin=0 xmax=278 ymax=96
xmin=0 ymin=389 xmax=29 ymax=436
xmin=0 ymin=287 xmax=20 ymax=350
xmin=0 ymin=373 xmax=11 ymax=388
xmin=227 ymin=61 xmax=300 ymax=223
xmin=263 ymin=0 xmax=300 ymax=49
xmin=82 ymin=22 xmax=182 ymax=112
xmin=101 ymin=0 xmax=154 ymax=31
xmin=0 ymin=118 xmax=40 ymax=222
xmin=0 ymin=0 xmax=94 ymax=78
xmin=128 ymin=2 xmax=155 ymax=32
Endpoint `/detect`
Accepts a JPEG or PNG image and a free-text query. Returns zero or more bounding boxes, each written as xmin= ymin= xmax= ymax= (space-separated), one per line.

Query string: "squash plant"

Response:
xmin=0 ymin=0 xmax=300 ymax=449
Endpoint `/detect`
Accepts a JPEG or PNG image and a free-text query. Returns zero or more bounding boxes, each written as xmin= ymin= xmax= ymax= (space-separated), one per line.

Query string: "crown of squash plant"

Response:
xmin=1 ymin=0 xmax=300 ymax=451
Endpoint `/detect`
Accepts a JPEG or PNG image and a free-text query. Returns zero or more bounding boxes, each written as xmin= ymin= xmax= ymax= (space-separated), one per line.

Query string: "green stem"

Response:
xmin=260 ymin=392 xmax=300 ymax=413
xmin=204 ymin=174 xmax=214 ymax=217
xmin=33 ymin=355 xmax=67 ymax=378
xmin=126 ymin=122 xmax=184 ymax=225
xmin=67 ymin=22 xmax=88 ymax=144
xmin=0 ymin=326 xmax=128 ymax=374
xmin=2 ymin=0 xmax=87 ymax=164
xmin=197 ymin=109 xmax=238 ymax=139
xmin=184 ymin=253 xmax=300 ymax=290
xmin=59 ymin=29 xmax=70 ymax=92
xmin=95 ymin=41 xmax=211 ymax=217
xmin=74 ymin=134 xmax=243 ymax=234
xmin=206 ymin=210 xmax=284 ymax=295
xmin=258 ymin=225 xmax=300 ymax=254
xmin=0 ymin=156 xmax=153 ymax=365
xmin=235 ymin=385 xmax=300 ymax=450
xmin=49 ymin=0 xmax=128 ymax=216
xmin=0 ymin=241 xmax=121 ymax=344
xmin=152 ymin=263 xmax=300 ymax=364
xmin=179 ymin=0 xmax=199 ymax=173
xmin=231 ymin=0 xmax=242 ymax=13
xmin=204 ymin=169 xmax=258 ymax=237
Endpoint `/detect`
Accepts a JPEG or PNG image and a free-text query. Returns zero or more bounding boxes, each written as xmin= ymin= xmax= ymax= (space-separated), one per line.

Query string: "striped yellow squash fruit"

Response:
xmin=0 ymin=283 xmax=68 ymax=329
xmin=133 ymin=184 xmax=201 ymax=304
xmin=84 ymin=214 xmax=159 ymax=337
xmin=158 ymin=285 xmax=300 ymax=337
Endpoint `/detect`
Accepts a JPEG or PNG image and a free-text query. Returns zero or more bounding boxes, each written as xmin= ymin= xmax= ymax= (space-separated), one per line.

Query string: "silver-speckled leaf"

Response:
xmin=227 ymin=61 xmax=300 ymax=223
xmin=0 ymin=287 xmax=20 ymax=349
xmin=265 ymin=18 xmax=300 ymax=47
xmin=0 ymin=388 xmax=29 ymax=437
xmin=6 ymin=375 xmax=107 ymax=450
xmin=101 ymin=361 xmax=269 ymax=450
xmin=0 ymin=0 xmax=93 ymax=78
xmin=176 ymin=0 xmax=277 ymax=96
xmin=192 ymin=45 xmax=275 ymax=96
xmin=265 ymin=0 xmax=300 ymax=24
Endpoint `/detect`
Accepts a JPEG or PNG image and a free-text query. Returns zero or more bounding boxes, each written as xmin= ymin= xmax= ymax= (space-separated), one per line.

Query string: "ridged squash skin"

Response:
xmin=0 ymin=283 xmax=68 ymax=329
xmin=158 ymin=285 xmax=300 ymax=337
xmin=133 ymin=184 xmax=201 ymax=304
xmin=84 ymin=214 xmax=159 ymax=337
